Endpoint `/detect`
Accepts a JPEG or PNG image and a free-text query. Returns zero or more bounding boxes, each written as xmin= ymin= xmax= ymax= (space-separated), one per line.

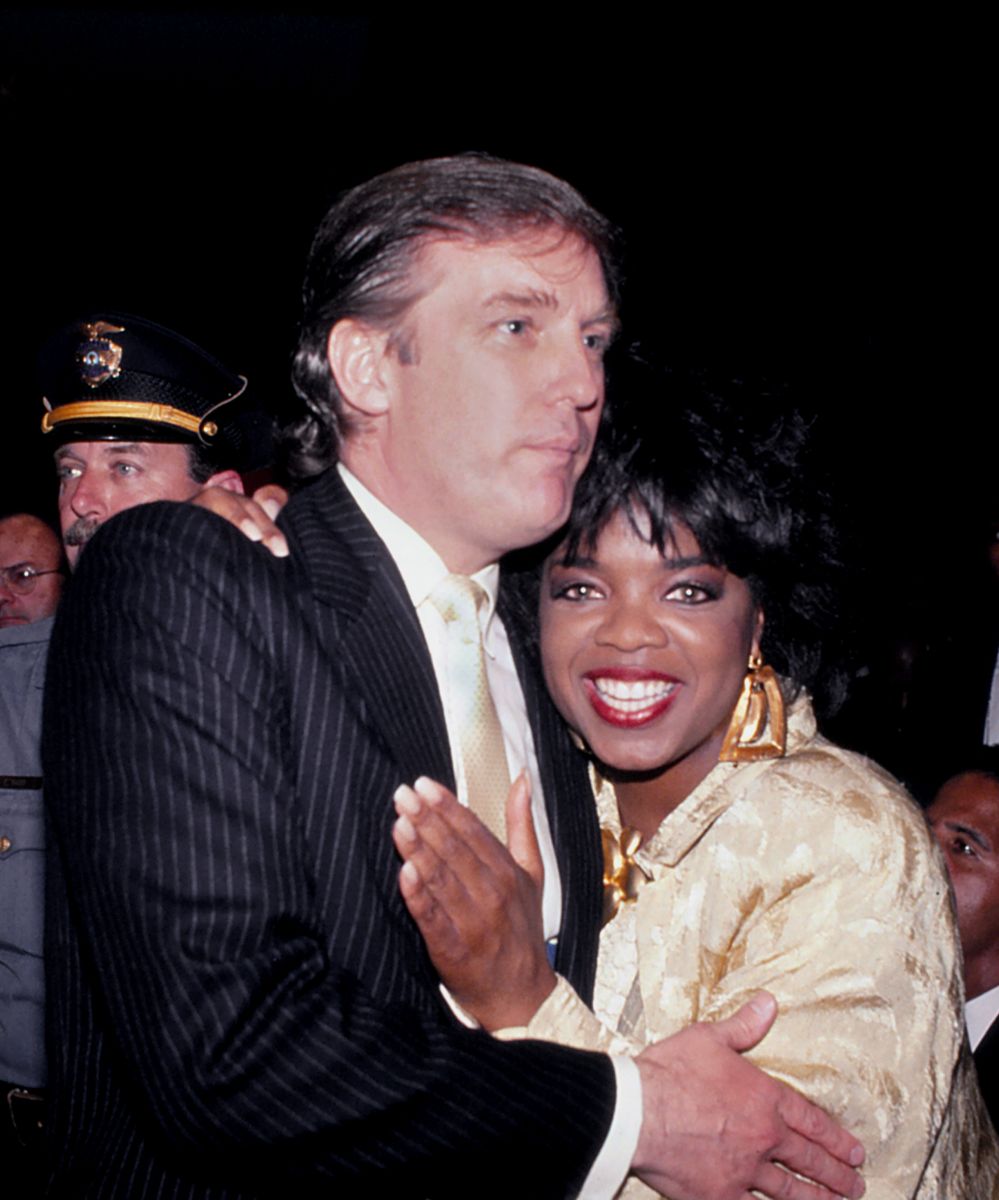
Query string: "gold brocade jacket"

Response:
xmin=502 ymin=696 xmax=999 ymax=1198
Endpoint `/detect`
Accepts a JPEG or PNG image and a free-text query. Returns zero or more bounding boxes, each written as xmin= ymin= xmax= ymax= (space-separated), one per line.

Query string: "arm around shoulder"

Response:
xmin=44 ymin=502 xmax=617 ymax=1195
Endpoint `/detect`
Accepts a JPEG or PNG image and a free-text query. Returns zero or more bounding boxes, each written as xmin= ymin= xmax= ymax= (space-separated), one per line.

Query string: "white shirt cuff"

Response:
xmin=439 ymin=983 xmax=479 ymax=1028
xmin=576 ymin=1053 xmax=641 ymax=1199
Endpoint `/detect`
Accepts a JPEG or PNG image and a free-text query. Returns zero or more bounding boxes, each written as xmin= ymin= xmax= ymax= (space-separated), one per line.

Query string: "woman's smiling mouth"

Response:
xmin=583 ymin=669 xmax=681 ymax=728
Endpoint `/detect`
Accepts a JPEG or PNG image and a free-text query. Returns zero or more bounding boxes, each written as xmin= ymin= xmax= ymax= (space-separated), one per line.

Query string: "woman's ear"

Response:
xmin=751 ymin=608 xmax=765 ymax=660
xmin=326 ymin=318 xmax=391 ymax=418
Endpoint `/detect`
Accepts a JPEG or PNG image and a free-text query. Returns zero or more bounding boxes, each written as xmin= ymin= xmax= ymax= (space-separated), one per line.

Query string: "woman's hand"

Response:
xmin=392 ymin=773 xmax=556 ymax=1031
xmin=191 ymin=483 xmax=290 ymax=557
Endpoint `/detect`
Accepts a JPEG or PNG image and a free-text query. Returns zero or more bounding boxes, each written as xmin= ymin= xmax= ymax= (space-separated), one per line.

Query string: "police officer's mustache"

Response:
xmin=63 ymin=517 xmax=100 ymax=548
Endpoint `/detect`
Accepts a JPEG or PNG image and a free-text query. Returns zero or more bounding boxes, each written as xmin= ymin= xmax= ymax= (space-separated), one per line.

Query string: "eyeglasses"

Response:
xmin=0 ymin=565 xmax=63 ymax=595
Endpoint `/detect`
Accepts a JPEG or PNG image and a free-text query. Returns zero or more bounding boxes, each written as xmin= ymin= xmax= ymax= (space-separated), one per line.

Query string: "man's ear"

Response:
xmin=203 ymin=469 xmax=245 ymax=496
xmin=327 ymin=318 xmax=391 ymax=418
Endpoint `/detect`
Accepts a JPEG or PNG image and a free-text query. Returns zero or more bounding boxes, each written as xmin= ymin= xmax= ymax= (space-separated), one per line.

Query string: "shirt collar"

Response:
xmin=966 ymin=983 xmax=999 ymax=1050
xmin=337 ymin=464 xmax=500 ymax=635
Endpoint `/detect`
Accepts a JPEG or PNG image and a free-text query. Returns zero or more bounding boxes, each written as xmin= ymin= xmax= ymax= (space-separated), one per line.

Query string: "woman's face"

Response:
xmin=540 ymin=509 xmax=762 ymax=783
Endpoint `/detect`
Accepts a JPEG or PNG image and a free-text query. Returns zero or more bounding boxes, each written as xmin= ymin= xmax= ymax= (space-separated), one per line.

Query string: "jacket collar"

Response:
xmin=280 ymin=468 xmax=455 ymax=791
xmin=595 ymin=692 xmax=816 ymax=871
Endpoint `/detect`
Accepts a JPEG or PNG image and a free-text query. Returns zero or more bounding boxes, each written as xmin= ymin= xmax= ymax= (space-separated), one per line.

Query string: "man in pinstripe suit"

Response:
xmin=42 ymin=157 xmax=863 ymax=1198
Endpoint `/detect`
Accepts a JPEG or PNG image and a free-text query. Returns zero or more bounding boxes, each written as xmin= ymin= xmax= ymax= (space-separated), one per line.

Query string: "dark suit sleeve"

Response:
xmin=44 ymin=502 xmax=615 ymax=1198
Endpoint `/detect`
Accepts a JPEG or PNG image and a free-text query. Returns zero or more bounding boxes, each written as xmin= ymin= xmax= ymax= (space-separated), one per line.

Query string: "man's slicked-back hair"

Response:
xmin=284 ymin=153 xmax=621 ymax=479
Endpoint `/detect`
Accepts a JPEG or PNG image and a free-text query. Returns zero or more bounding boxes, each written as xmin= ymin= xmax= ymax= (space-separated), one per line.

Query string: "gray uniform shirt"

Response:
xmin=0 ymin=615 xmax=52 ymax=1087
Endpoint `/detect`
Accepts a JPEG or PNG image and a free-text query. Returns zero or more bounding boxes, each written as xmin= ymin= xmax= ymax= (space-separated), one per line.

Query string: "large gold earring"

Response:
xmin=719 ymin=653 xmax=786 ymax=762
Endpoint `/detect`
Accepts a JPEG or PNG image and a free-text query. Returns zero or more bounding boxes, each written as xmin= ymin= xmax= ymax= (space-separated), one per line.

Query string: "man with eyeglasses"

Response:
xmin=0 ymin=513 xmax=65 ymax=1192
xmin=0 ymin=515 xmax=63 ymax=629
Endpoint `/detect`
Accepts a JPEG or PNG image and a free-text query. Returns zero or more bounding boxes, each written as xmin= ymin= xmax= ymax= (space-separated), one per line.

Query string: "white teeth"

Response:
xmin=592 ymin=677 xmax=676 ymax=713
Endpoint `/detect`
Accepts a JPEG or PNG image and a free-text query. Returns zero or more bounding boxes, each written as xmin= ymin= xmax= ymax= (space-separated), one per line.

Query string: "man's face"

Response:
xmin=0 ymin=516 xmax=64 ymax=628
xmin=343 ymin=231 xmax=615 ymax=573
xmin=927 ymin=772 xmax=999 ymax=992
xmin=55 ymin=440 xmax=202 ymax=568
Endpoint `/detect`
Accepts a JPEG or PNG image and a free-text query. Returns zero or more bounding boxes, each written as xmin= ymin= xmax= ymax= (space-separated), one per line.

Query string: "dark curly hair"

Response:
xmin=509 ymin=359 xmax=850 ymax=717
xmin=282 ymin=153 xmax=621 ymax=480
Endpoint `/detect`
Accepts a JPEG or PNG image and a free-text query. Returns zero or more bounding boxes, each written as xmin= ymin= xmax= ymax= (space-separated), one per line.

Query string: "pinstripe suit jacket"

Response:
xmin=977 ymin=1016 xmax=999 ymax=1134
xmin=43 ymin=469 xmax=613 ymax=1198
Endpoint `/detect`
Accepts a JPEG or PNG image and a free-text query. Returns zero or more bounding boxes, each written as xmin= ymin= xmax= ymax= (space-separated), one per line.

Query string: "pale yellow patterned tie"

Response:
xmin=428 ymin=574 xmax=509 ymax=842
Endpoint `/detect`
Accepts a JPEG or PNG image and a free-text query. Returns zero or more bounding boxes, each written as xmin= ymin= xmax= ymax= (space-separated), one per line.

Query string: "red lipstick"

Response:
xmin=582 ymin=668 xmax=681 ymax=729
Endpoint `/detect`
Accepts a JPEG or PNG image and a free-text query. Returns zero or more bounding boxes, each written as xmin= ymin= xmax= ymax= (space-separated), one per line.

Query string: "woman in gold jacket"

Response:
xmin=397 ymin=368 xmax=999 ymax=1198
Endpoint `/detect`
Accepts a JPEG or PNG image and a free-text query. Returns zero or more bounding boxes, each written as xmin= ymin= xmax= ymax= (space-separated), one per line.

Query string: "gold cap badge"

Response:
xmin=75 ymin=321 xmax=125 ymax=388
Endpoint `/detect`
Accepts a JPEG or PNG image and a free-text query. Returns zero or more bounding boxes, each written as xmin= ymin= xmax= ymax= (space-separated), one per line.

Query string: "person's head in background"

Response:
xmin=0 ymin=513 xmax=64 ymax=627
xmin=39 ymin=313 xmax=248 ymax=569
xmin=927 ymin=749 xmax=999 ymax=1000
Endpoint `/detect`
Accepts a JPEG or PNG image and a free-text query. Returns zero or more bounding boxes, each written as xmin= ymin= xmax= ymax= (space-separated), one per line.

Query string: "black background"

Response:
xmin=0 ymin=10 xmax=991 ymax=680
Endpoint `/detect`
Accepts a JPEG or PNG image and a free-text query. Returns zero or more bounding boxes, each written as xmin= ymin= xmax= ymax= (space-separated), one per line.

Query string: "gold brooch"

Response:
xmin=601 ymin=825 xmax=650 ymax=926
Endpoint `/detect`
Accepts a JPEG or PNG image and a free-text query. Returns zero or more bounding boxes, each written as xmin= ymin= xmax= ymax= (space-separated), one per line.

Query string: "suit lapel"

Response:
xmin=283 ymin=476 xmax=599 ymax=997
xmin=342 ymin=571 xmax=456 ymax=792
xmin=283 ymin=470 xmax=455 ymax=792
xmin=500 ymin=584 xmax=602 ymax=1003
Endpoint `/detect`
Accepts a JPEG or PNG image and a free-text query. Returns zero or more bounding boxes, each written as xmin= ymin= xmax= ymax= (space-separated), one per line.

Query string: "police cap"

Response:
xmin=39 ymin=313 xmax=247 ymax=453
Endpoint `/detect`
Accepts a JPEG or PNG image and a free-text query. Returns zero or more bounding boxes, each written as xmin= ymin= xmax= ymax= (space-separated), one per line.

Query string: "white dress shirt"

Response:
xmin=984 ymin=650 xmax=999 ymax=745
xmin=338 ymin=464 xmax=562 ymax=934
xmin=338 ymin=465 xmax=639 ymax=1198
xmin=967 ymin=984 xmax=999 ymax=1051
